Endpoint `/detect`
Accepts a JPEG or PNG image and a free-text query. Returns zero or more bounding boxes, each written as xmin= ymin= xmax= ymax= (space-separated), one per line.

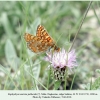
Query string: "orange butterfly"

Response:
xmin=24 ymin=25 xmax=60 ymax=53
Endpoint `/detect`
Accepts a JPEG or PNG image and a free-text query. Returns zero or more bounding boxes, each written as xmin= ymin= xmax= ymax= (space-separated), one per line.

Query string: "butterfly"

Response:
xmin=24 ymin=25 xmax=60 ymax=53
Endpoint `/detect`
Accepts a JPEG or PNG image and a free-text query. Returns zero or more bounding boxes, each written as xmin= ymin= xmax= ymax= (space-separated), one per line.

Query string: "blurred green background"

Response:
xmin=0 ymin=1 xmax=100 ymax=90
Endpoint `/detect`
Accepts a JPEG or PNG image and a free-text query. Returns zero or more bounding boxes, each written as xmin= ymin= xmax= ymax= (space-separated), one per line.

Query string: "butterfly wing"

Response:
xmin=24 ymin=33 xmax=40 ymax=53
xmin=24 ymin=33 xmax=52 ymax=53
xmin=24 ymin=25 xmax=60 ymax=53
xmin=36 ymin=25 xmax=55 ymax=47
xmin=36 ymin=25 xmax=60 ymax=51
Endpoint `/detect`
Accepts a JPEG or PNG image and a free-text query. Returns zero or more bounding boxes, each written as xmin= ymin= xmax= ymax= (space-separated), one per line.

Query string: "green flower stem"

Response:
xmin=68 ymin=1 xmax=93 ymax=52
xmin=64 ymin=67 xmax=68 ymax=90
xmin=47 ymin=67 xmax=51 ymax=89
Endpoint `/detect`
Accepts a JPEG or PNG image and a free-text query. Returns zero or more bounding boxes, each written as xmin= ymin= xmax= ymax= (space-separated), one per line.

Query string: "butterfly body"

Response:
xmin=24 ymin=25 xmax=60 ymax=53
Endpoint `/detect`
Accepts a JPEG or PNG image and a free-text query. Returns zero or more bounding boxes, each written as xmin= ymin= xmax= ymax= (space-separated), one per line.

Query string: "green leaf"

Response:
xmin=28 ymin=17 xmax=41 ymax=34
xmin=32 ymin=59 xmax=41 ymax=80
xmin=0 ymin=12 xmax=14 ymax=38
xmin=24 ymin=60 xmax=41 ymax=90
xmin=54 ymin=80 xmax=61 ymax=90
xmin=5 ymin=39 xmax=18 ymax=71
xmin=24 ymin=59 xmax=41 ymax=84
xmin=91 ymin=77 xmax=100 ymax=90
xmin=0 ymin=64 xmax=10 ymax=76
xmin=32 ymin=17 xmax=41 ymax=32
xmin=95 ymin=69 xmax=100 ymax=74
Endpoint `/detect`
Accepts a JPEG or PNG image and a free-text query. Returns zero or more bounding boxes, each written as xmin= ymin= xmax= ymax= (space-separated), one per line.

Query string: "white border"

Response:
xmin=0 ymin=90 xmax=100 ymax=100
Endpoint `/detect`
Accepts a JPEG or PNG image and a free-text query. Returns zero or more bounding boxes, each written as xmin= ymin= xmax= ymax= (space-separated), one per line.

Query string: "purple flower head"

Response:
xmin=44 ymin=48 xmax=77 ymax=69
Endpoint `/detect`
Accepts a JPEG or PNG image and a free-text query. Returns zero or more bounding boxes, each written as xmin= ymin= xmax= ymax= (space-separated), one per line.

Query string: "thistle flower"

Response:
xmin=44 ymin=48 xmax=77 ymax=80
xmin=44 ymin=48 xmax=77 ymax=69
